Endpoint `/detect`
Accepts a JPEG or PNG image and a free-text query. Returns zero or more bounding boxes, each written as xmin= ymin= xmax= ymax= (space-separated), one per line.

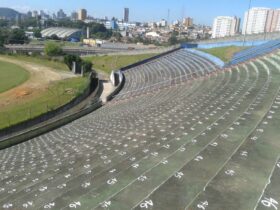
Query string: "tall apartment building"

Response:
xmin=124 ymin=8 xmax=129 ymax=22
xmin=71 ymin=11 xmax=78 ymax=21
xmin=242 ymin=7 xmax=269 ymax=35
xmin=78 ymin=9 xmax=87 ymax=21
xmin=183 ymin=17 xmax=193 ymax=27
xmin=212 ymin=16 xmax=240 ymax=38
xmin=242 ymin=7 xmax=280 ymax=35
xmin=266 ymin=9 xmax=280 ymax=33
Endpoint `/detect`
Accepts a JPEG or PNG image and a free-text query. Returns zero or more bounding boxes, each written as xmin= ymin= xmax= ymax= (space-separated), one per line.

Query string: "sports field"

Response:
xmin=0 ymin=60 xmax=30 ymax=94
xmin=0 ymin=56 xmax=87 ymax=129
xmin=0 ymin=48 xmax=280 ymax=210
xmin=84 ymin=53 xmax=158 ymax=75
xmin=199 ymin=46 xmax=249 ymax=62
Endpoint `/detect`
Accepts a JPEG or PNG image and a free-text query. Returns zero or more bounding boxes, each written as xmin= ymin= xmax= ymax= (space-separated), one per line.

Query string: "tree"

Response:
xmin=168 ymin=35 xmax=178 ymax=45
xmin=0 ymin=29 xmax=9 ymax=47
xmin=64 ymin=54 xmax=82 ymax=70
xmin=49 ymin=34 xmax=60 ymax=40
xmin=82 ymin=60 xmax=93 ymax=73
xmin=7 ymin=29 xmax=28 ymax=44
xmin=112 ymin=32 xmax=122 ymax=42
xmin=44 ymin=42 xmax=63 ymax=56
xmin=33 ymin=29 xmax=42 ymax=38
xmin=0 ymin=20 xmax=9 ymax=28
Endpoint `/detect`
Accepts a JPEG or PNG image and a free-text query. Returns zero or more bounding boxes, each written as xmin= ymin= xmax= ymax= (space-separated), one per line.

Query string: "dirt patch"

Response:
xmin=0 ymin=56 xmax=76 ymax=109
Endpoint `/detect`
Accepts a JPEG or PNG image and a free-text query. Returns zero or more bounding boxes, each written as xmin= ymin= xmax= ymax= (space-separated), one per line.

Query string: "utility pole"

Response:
xmin=167 ymin=9 xmax=170 ymax=25
xmin=243 ymin=0 xmax=252 ymax=46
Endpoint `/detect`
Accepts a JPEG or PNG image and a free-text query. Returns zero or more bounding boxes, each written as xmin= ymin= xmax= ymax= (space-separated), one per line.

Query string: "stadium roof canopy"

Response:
xmin=41 ymin=27 xmax=83 ymax=39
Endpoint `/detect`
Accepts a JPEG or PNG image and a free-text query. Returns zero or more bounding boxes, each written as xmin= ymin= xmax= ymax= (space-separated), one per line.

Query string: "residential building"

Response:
xmin=124 ymin=8 xmax=129 ymax=22
xmin=57 ymin=9 xmax=66 ymax=19
xmin=32 ymin=10 xmax=38 ymax=18
xmin=78 ymin=9 xmax=87 ymax=21
xmin=71 ymin=11 xmax=78 ymax=21
xmin=242 ymin=7 xmax=270 ymax=34
xmin=265 ymin=9 xmax=280 ymax=33
xmin=212 ymin=16 xmax=240 ymax=38
xmin=183 ymin=17 xmax=193 ymax=27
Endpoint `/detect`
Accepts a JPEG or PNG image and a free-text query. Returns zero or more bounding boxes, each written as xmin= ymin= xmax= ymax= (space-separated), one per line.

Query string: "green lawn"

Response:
xmin=84 ymin=53 xmax=158 ymax=75
xmin=0 ymin=76 xmax=88 ymax=129
xmin=0 ymin=60 xmax=30 ymax=93
xmin=2 ymin=54 xmax=69 ymax=71
xmin=199 ymin=46 xmax=250 ymax=62
xmin=30 ymin=39 xmax=82 ymax=47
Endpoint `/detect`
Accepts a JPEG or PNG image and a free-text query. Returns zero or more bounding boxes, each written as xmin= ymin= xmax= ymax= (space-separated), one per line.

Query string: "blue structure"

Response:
xmin=185 ymin=49 xmax=225 ymax=68
xmin=228 ymin=39 xmax=280 ymax=66
xmin=111 ymin=20 xmax=118 ymax=30
xmin=182 ymin=40 xmax=270 ymax=49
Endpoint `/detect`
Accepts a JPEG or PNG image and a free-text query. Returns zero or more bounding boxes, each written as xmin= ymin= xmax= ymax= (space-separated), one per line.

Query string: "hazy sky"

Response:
xmin=1 ymin=0 xmax=280 ymax=25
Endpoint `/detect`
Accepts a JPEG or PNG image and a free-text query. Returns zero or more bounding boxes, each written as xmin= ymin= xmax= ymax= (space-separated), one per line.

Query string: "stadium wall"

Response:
xmin=186 ymin=49 xmax=225 ymax=68
xmin=182 ymin=40 xmax=269 ymax=49
xmin=121 ymin=47 xmax=182 ymax=71
xmin=105 ymin=47 xmax=183 ymax=102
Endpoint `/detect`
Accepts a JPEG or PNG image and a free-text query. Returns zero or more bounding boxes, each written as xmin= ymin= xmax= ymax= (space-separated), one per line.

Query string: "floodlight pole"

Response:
xmin=243 ymin=0 xmax=252 ymax=46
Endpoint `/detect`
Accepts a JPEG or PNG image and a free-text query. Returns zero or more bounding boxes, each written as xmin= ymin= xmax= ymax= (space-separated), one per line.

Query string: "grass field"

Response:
xmin=0 ymin=60 xmax=30 ymax=93
xmin=199 ymin=46 xmax=249 ymax=62
xmin=0 ymin=76 xmax=88 ymax=129
xmin=2 ymin=54 xmax=69 ymax=71
xmin=84 ymin=53 xmax=158 ymax=75
xmin=29 ymin=39 xmax=82 ymax=47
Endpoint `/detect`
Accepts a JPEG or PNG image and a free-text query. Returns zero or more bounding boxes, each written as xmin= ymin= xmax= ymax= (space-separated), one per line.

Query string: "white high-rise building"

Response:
xmin=242 ymin=7 xmax=270 ymax=35
xmin=212 ymin=16 xmax=240 ymax=38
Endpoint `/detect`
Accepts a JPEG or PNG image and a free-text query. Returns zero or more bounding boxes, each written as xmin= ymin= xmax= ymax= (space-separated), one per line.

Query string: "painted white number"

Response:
xmin=132 ymin=163 xmax=139 ymax=168
xmin=261 ymin=197 xmax=278 ymax=210
xmin=138 ymin=175 xmax=148 ymax=182
xmin=210 ymin=142 xmax=218 ymax=147
xmin=174 ymin=172 xmax=184 ymax=179
xmin=197 ymin=201 xmax=209 ymax=210
xmin=163 ymin=144 xmax=170 ymax=149
xmin=194 ymin=156 xmax=204 ymax=162
xmin=69 ymin=201 xmax=81 ymax=208
xmin=39 ymin=186 xmax=48 ymax=192
xmin=81 ymin=182 xmax=91 ymax=188
xmin=140 ymin=200 xmax=153 ymax=209
xmin=57 ymin=183 xmax=67 ymax=189
xmin=161 ymin=160 xmax=168 ymax=165
xmin=22 ymin=201 xmax=33 ymax=208
xmin=44 ymin=203 xmax=55 ymax=209
xmin=241 ymin=151 xmax=248 ymax=157
xmin=3 ymin=203 xmax=13 ymax=209
xmin=107 ymin=178 xmax=117 ymax=185
xmin=101 ymin=201 xmax=111 ymax=208
xmin=225 ymin=170 xmax=235 ymax=176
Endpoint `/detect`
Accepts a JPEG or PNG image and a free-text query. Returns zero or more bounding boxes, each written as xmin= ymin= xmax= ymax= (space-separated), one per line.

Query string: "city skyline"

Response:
xmin=1 ymin=0 xmax=280 ymax=25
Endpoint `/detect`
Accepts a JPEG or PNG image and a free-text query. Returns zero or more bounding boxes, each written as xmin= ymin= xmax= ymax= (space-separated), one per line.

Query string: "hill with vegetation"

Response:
xmin=0 ymin=8 xmax=20 ymax=19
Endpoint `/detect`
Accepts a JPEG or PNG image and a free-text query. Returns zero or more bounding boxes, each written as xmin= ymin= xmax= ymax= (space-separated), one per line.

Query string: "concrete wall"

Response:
xmin=186 ymin=49 xmax=225 ymax=68
xmin=182 ymin=40 xmax=269 ymax=49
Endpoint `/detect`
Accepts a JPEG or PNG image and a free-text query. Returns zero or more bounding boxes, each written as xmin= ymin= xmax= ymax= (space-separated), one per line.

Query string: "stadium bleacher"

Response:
xmin=0 ymin=46 xmax=280 ymax=209
xmin=228 ymin=39 xmax=280 ymax=65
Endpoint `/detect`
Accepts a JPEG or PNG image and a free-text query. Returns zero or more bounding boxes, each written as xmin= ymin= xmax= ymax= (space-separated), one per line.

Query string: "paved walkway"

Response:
xmin=100 ymin=80 xmax=115 ymax=103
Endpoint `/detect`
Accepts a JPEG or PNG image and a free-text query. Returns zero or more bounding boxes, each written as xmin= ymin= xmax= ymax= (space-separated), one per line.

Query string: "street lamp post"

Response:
xmin=243 ymin=0 xmax=253 ymax=46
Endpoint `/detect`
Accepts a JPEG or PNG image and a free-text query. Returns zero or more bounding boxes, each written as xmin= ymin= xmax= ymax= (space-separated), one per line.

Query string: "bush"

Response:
xmin=64 ymin=54 xmax=82 ymax=70
xmin=34 ymin=29 xmax=42 ymax=38
xmin=82 ymin=60 xmax=93 ymax=73
xmin=44 ymin=42 xmax=63 ymax=56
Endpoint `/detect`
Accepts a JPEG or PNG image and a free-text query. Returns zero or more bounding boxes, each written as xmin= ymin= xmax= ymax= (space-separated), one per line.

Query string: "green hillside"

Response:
xmin=0 ymin=8 xmax=20 ymax=19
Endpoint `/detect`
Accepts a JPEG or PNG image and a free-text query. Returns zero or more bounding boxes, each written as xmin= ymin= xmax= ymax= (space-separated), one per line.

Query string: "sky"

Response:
xmin=1 ymin=0 xmax=280 ymax=25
